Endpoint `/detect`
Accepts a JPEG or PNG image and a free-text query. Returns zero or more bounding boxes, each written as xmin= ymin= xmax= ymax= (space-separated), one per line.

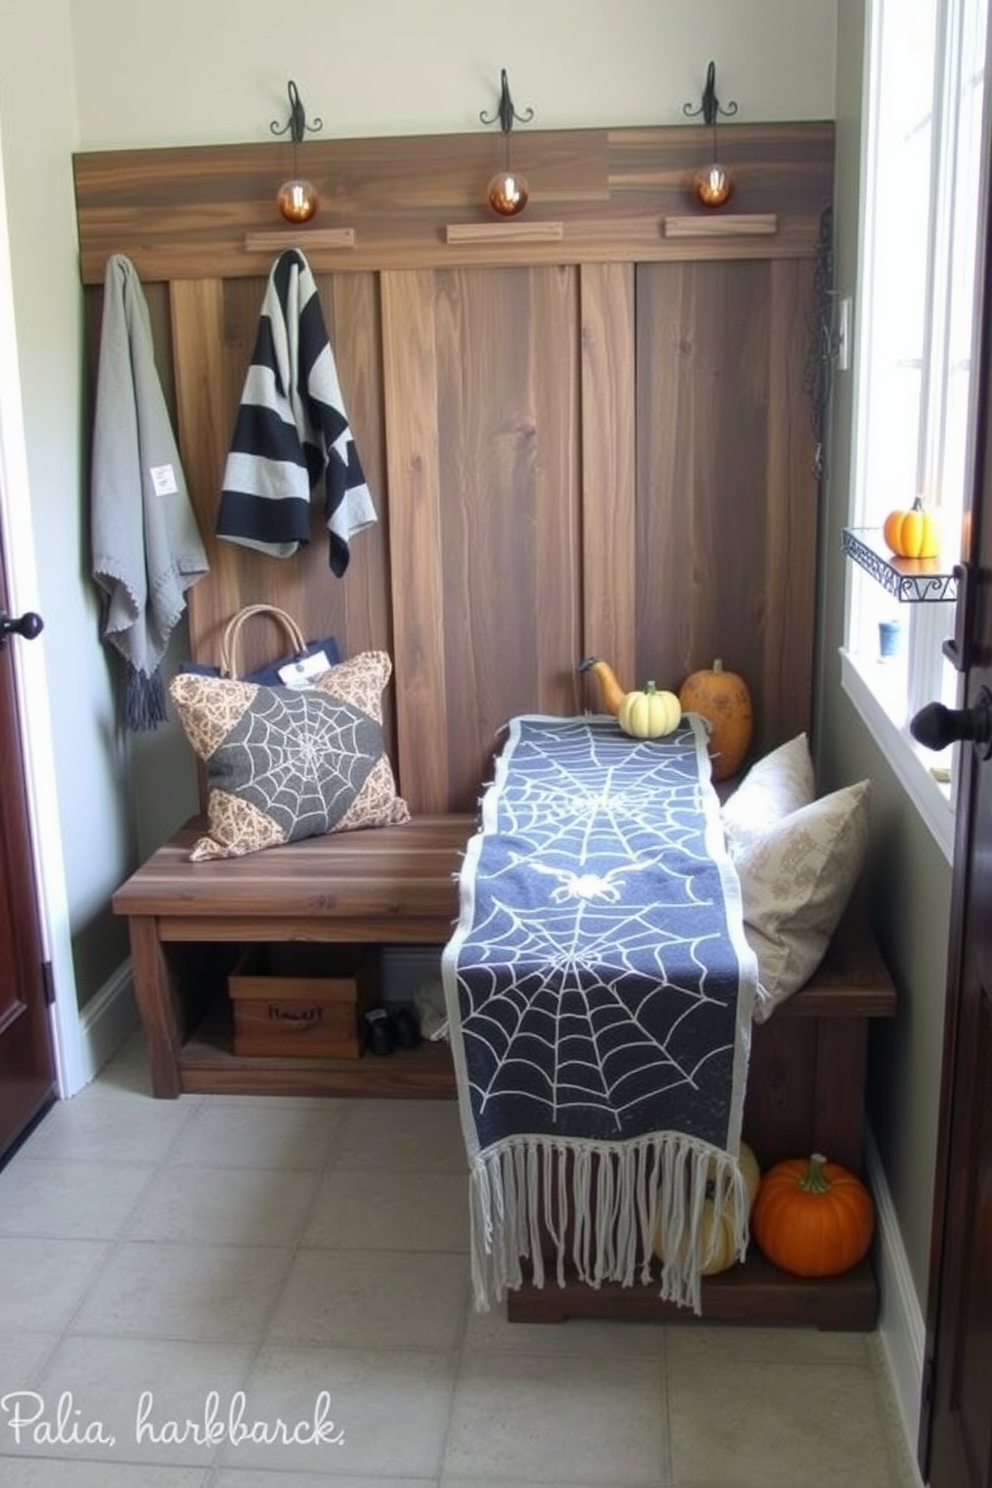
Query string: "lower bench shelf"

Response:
xmin=181 ymin=996 xmax=456 ymax=1098
xmin=506 ymin=1254 xmax=879 ymax=1331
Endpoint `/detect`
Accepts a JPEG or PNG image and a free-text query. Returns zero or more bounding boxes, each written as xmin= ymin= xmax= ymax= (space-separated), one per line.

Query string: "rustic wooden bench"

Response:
xmin=113 ymin=811 xmax=895 ymax=1159
xmin=112 ymin=810 xmax=896 ymax=1328
xmin=112 ymin=815 xmax=472 ymax=1100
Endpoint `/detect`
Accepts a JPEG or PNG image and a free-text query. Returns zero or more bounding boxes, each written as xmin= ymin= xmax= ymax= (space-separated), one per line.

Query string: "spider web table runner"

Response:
xmin=442 ymin=714 xmax=757 ymax=1313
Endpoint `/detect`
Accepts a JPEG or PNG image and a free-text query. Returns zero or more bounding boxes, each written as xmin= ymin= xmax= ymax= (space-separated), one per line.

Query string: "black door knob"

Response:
xmin=0 ymin=610 xmax=43 ymax=645
xmin=910 ymin=686 xmax=992 ymax=755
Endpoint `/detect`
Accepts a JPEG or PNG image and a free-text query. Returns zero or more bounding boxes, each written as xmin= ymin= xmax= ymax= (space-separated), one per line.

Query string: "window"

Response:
xmin=843 ymin=0 xmax=990 ymax=859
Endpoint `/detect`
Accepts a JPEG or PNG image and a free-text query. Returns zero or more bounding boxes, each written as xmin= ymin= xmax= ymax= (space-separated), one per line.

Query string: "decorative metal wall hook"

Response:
xmin=683 ymin=61 xmax=738 ymax=126
xmin=685 ymin=61 xmax=738 ymax=207
xmin=270 ymin=80 xmax=322 ymax=224
xmin=480 ymin=69 xmax=534 ymax=134
xmin=480 ymin=68 xmax=535 ymax=217
xmin=270 ymin=80 xmax=324 ymax=143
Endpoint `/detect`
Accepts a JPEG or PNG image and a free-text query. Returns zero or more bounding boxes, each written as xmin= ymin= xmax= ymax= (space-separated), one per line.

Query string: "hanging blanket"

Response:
xmin=215 ymin=247 xmax=377 ymax=576
xmin=91 ymin=253 xmax=209 ymax=730
xmin=442 ymin=714 xmax=758 ymax=1314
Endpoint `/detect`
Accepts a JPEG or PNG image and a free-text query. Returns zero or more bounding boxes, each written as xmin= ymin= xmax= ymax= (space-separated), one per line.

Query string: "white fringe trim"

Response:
xmin=468 ymin=1131 xmax=749 ymax=1315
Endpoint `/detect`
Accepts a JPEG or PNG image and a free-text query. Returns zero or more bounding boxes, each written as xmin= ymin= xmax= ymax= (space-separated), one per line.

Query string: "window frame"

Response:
xmin=840 ymin=0 xmax=991 ymax=864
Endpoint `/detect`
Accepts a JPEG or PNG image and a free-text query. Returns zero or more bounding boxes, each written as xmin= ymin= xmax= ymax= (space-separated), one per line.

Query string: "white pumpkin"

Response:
xmin=618 ymin=682 xmax=682 ymax=739
xmin=653 ymin=1142 xmax=761 ymax=1276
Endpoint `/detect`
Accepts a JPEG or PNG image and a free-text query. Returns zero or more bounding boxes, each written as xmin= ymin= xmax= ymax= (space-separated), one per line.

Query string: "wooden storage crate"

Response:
xmin=228 ymin=944 xmax=376 ymax=1058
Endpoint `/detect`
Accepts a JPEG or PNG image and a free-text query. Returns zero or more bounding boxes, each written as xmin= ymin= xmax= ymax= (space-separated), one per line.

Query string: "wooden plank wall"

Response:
xmin=73 ymin=123 xmax=831 ymax=814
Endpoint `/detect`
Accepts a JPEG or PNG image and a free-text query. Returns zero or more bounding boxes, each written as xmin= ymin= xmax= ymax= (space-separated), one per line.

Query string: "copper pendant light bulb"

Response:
xmin=694 ymin=163 xmax=732 ymax=208
xmin=277 ymin=177 xmax=319 ymax=223
xmin=487 ymin=170 xmax=529 ymax=217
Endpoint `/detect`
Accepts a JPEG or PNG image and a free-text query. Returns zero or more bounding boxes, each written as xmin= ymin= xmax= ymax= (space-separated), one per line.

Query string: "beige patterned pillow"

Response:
xmin=169 ymin=650 xmax=410 ymax=861
xmin=736 ymin=780 xmax=871 ymax=1021
xmin=721 ymin=733 xmax=816 ymax=860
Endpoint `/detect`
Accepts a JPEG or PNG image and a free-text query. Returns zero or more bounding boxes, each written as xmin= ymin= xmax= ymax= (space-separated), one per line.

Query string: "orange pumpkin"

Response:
xmin=882 ymin=497 xmax=940 ymax=559
xmin=678 ymin=659 xmax=753 ymax=781
xmin=752 ymin=1153 xmax=875 ymax=1278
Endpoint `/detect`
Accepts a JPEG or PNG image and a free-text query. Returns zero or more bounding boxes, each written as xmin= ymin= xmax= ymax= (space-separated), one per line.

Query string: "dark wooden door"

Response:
xmin=0 ymin=517 xmax=56 ymax=1165
xmin=918 ymin=173 xmax=992 ymax=1488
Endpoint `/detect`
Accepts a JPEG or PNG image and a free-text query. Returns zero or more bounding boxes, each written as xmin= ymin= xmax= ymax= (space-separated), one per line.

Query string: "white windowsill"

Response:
xmin=839 ymin=648 xmax=955 ymax=866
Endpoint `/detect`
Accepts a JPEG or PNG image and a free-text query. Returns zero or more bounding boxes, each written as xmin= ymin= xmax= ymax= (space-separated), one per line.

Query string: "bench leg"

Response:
xmin=812 ymin=1017 xmax=868 ymax=1172
xmin=128 ymin=916 xmax=183 ymax=1098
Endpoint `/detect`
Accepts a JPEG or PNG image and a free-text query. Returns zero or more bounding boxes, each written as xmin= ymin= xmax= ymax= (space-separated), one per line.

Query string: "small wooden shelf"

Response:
xmin=244 ymin=228 xmax=356 ymax=253
xmin=664 ymin=213 xmax=778 ymax=238
xmin=842 ymin=527 xmax=959 ymax=602
xmin=445 ymin=221 xmax=565 ymax=244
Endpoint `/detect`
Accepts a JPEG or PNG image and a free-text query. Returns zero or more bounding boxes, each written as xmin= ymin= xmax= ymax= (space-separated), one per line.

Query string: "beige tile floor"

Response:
xmin=0 ymin=1031 xmax=922 ymax=1488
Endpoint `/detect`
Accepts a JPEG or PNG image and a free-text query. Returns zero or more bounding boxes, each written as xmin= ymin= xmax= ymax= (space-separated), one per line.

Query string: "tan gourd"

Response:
xmin=577 ymin=656 xmax=627 ymax=716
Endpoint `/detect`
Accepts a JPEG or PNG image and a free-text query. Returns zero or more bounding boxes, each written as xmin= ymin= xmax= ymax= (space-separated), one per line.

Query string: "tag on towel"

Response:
xmin=149 ymin=462 xmax=179 ymax=496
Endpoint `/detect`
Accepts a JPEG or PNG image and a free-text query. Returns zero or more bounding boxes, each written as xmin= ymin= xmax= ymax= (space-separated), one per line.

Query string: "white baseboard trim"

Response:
xmin=864 ymin=1126 xmax=927 ymax=1486
xmin=75 ymin=961 xmax=139 ymax=1088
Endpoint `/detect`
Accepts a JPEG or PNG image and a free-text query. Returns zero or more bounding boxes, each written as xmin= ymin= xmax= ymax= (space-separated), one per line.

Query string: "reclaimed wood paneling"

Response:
xmin=384 ymin=266 xmax=582 ymax=812
xmin=73 ymin=124 xmax=833 ymax=283
xmin=77 ymin=120 xmax=831 ymax=813
xmin=319 ymin=272 xmax=394 ymax=666
xmin=436 ymin=265 xmax=581 ymax=810
xmin=632 ymin=258 xmax=817 ymax=760
xmin=381 ymin=270 xmax=449 ymax=811
xmin=579 ymin=262 xmax=637 ymax=698
xmin=763 ymin=257 xmax=819 ymax=748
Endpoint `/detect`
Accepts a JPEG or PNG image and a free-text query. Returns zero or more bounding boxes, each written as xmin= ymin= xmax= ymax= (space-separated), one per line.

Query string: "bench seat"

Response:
xmin=113 ymin=814 xmax=474 ymax=942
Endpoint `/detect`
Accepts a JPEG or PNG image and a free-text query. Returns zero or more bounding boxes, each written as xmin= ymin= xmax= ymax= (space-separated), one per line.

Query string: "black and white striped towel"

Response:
xmin=215 ymin=248 xmax=377 ymax=575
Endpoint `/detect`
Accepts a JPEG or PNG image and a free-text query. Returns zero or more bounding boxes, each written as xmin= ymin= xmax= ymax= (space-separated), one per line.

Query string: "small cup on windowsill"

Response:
xmin=878 ymin=618 xmax=903 ymax=660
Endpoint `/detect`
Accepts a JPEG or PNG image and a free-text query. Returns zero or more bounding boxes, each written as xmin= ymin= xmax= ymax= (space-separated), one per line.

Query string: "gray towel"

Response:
xmin=91 ymin=254 xmax=209 ymax=730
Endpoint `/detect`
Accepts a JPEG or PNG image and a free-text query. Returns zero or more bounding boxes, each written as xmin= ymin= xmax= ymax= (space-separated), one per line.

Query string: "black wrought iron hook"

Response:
xmin=480 ymin=69 xmax=534 ymax=133
xmin=270 ymin=80 xmax=324 ymax=143
xmin=683 ymin=61 xmax=738 ymax=126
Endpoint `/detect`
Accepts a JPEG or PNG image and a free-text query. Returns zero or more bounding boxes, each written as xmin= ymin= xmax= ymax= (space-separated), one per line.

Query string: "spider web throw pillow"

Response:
xmin=169 ymin=650 xmax=410 ymax=861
